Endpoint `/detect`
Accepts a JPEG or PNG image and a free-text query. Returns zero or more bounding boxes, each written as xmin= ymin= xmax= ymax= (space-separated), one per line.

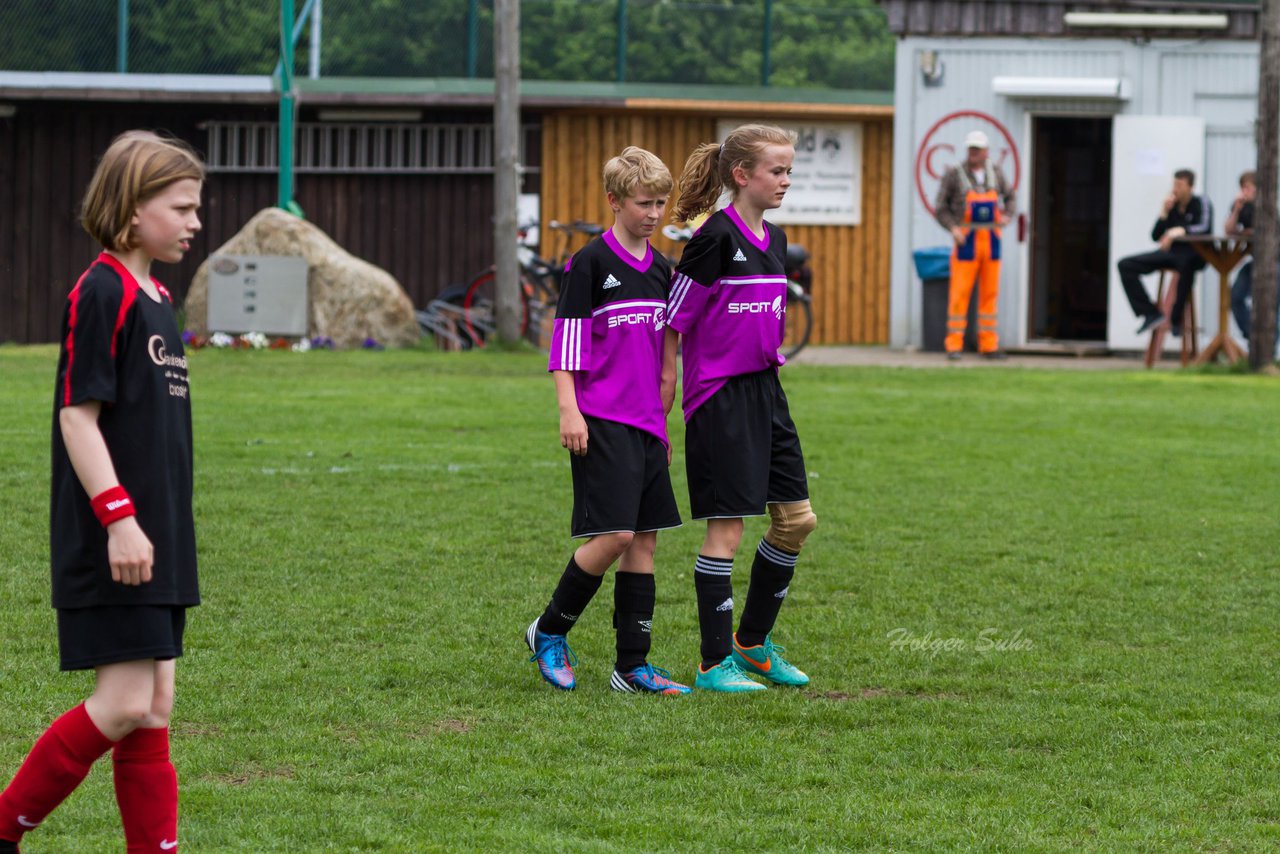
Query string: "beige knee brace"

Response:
xmin=765 ymin=500 xmax=817 ymax=553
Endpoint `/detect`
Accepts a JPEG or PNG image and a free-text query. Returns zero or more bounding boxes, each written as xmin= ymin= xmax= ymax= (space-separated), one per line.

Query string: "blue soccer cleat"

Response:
xmin=610 ymin=663 xmax=692 ymax=695
xmin=526 ymin=619 xmax=577 ymax=691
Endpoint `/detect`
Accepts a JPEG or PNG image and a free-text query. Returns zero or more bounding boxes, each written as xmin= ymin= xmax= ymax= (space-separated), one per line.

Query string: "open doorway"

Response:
xmin=1029 ymin=116 xmax=1112 ymax=341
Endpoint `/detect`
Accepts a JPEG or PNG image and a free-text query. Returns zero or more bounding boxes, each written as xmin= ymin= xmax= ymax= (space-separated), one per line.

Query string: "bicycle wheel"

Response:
xmin=524 ymin=276 xmax=560 ymax=350
xmin=461 ymin=268 xmax=529 ymax=348
xmin=782 ymin=283 xmax=813 ymax=359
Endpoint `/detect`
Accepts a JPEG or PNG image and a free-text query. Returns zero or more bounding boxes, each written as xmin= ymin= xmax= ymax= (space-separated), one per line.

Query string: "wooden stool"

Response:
xmin=1144 ymin=270 xmax=1199 ymax=368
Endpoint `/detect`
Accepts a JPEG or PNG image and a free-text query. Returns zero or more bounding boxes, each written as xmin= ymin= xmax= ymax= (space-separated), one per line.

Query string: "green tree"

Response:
xmin=129 ymin=0 xmax=278 ymax=75
xmin=0 ymin=0 xmax=895 ymax=90
xmin=0 ymin=1 xmax=117 ymax=72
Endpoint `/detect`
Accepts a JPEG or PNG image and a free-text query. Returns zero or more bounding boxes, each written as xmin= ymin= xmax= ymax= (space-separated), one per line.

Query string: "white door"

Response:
xmin=1107 ymin=116 xmax=1206 ymax=350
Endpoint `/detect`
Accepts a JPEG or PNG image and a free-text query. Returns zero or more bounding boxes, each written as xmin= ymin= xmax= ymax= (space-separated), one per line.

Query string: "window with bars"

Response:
xmin=205 ymin=121 xmax=539 ymax=174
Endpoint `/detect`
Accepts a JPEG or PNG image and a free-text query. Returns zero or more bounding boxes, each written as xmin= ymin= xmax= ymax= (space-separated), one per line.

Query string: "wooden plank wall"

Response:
xmin=541 ymin=111 xmax=893 ymax=344
xmin=0 ymin=101 xmax=500 ymax=344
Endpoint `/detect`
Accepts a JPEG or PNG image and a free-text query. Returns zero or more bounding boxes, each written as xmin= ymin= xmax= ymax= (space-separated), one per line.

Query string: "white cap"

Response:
xmin=964 ymin=130 xmax=989 ymax=149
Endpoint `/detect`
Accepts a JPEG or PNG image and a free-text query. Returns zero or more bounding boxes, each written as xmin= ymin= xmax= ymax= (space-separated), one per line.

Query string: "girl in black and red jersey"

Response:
xmin=0 ymin=131 xmax=203 ymax=854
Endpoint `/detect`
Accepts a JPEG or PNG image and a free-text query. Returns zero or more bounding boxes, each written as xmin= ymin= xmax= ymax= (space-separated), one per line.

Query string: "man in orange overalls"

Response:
xmin=933 ymin=131 xmax=1016 ymax=360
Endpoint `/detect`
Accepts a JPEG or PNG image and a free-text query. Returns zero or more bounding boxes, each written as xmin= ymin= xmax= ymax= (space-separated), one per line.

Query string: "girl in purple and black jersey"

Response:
xmin=666 ymin=124 xmax=817 ymax=693
xmin=0 ymin=132 xmax=203 ymax=853
xmin=524 ymin=147 xmax=690 ymax=695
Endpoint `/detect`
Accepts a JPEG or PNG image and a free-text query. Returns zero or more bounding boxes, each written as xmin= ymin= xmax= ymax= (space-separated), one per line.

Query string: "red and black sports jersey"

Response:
xmin=50 ymin=253 xmax=198 ymax=608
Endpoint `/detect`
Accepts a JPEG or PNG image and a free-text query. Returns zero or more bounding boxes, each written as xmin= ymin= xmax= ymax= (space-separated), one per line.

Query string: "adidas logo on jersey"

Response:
xmin=602 ymin=273 xmax=622 ymax=289
xmin=716 ymin=597 xmax=734 ymax=612
xmin=732 ymin=248 xmax=748 ymax=262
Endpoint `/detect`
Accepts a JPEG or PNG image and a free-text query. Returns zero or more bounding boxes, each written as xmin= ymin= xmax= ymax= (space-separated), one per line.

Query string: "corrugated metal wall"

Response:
xmin=888 ymin=35 xmax=1265 ymax=350
xmin=542 ymin=110 xmax=894 ymax=345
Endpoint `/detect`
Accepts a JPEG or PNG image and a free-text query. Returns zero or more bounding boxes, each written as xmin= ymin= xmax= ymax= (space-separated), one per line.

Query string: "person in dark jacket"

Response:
xmin=1117 ymin=168 xmax=1213 ymax=335
xmin=1224 ymin=170 xmax=1279 ymax=345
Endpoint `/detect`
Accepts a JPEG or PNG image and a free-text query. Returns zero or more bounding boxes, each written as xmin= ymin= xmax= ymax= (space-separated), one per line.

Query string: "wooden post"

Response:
xmin=493 ymin=0 xmax=522 ymax=345
xmin=1251 ymin=0 xmax=1280 ymax=369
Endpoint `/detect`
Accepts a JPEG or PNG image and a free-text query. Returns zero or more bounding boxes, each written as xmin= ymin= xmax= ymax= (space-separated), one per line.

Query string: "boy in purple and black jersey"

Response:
xmin=550 ymin=229 xmax=672 ymax=448
xmin=524 ymin=147 xmax=690 ymax=696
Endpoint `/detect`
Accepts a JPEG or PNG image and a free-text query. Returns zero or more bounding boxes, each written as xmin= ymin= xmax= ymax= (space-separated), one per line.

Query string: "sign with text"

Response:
xmin=717 ymin=120 xmax=863 ymax=225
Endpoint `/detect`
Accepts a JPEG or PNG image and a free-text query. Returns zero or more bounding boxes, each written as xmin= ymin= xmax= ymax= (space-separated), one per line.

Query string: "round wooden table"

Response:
xmin=1180 ymin=234 xmax=1251 ymax=365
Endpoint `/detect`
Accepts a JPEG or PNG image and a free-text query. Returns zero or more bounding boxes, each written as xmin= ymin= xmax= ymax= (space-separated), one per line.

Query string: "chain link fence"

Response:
xmin=0 ymin=0 xmax=892 ymax=90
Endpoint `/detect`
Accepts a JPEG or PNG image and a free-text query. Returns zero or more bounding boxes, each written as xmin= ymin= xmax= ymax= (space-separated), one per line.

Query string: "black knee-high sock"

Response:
xmin=538 ymin=556 xmax=604 ymax=636
xmin=613 ymin=571 xmax=655 ymax=672
xmin=694 ymin=554 xmax=735 ymax=669
xmin=736 ymin=538 xmax=798 ymax=648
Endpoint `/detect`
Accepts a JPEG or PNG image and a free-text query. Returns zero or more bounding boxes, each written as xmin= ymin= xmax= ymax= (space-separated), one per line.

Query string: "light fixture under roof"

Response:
xmin=316 ymin=109 xmax=423 ymax=122
xmin=992 ymin=76 xmax=1130 ymax=100
xmin=1064 ymin=11 xmax=1229 ymax=30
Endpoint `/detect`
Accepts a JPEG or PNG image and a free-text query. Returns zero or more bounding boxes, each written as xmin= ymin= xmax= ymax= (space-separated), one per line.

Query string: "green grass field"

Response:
xmin=2 ymin=345 xmax=1279 ymax=852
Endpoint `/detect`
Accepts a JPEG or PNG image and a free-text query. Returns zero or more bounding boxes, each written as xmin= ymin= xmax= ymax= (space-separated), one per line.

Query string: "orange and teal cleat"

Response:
xmin=732 ymin=633 xmax=809 ymax=686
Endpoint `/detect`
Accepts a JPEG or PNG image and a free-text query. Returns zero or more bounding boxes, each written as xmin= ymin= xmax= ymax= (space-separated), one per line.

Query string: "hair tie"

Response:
xmin=719 ymin=143 xmax=725 ymax=156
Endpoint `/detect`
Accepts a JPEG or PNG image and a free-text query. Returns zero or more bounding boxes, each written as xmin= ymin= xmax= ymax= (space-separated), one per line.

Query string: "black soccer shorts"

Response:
xmin=569 ymin=415 xmax=682 ymax=538
xmin=684 ymin=368 xmax=809 ymax=520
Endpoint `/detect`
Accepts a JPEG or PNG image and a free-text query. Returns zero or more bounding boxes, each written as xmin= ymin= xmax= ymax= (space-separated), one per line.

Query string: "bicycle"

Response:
xmin=661 ymin=224 xmax=813 ymax=359
xmin=458 ymin=220 xmax=603 ymax=349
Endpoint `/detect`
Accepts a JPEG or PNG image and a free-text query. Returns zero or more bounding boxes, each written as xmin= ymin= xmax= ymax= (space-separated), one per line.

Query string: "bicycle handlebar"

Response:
xmin=662 ymin=224 xmax=693 ymax=243
xmin=548 ymin=219 xmax=605 ymax=237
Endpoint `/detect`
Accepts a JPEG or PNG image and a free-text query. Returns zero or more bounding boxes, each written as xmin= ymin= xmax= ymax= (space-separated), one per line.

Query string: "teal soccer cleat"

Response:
xmin=693 ymin=656 xmax=767 ymax=693
xmin=732 ymin=633 xmax=809 ymax=686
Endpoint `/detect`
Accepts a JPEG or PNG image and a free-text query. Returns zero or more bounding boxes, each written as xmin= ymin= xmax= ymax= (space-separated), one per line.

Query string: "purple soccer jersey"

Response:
xmin=666 ymin=206 xmax=789 ymax=420
xmin=548 ymin=229 xmax=673 ymax=445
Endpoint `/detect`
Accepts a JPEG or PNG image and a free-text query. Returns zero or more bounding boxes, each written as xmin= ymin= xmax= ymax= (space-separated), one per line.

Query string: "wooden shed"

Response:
xmin=0 ymin=74 xmax=893 ymax=345
xmin=537 ymin=83 xmax=894 ymax=346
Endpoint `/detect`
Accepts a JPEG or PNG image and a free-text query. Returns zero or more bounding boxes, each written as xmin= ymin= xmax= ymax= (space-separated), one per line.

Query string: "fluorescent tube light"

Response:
xmin=1064 ymin=12 xmax=1229 ymax=29
xmin=992 ymin=76 xmax=1129 ymax=99
xmin=316 ymin=109 xmax=423 ymax=122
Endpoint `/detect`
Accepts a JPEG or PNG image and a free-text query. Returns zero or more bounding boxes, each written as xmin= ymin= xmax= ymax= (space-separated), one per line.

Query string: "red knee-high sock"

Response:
xmin=0 ymin=703 xmax=115 ymax=843
xmin=113 ymin=727 xmax=178 ymax=853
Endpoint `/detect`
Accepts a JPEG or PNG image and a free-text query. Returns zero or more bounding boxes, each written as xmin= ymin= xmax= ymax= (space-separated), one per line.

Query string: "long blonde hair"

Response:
xmin=672 ymin=123 xmax=795 ymax=223
xmin=80 ymin=130 xmax=205 ymax=251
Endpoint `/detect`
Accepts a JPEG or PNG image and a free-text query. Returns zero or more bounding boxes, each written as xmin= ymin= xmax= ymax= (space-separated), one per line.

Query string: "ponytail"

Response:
xmin=672 ymin=124 xmax=796 ymax=224
xmin=673 ymin=143 xmax=723 ymax=223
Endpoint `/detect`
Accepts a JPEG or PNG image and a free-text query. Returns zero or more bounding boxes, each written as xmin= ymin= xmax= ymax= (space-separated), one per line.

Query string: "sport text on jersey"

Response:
xmin=727 ymin=295 xmax=785 ymax=320
xmin=595 ymin=300 xmax=667 ymax=331
xmin=607 ymin=306 xmax=666 ymax=330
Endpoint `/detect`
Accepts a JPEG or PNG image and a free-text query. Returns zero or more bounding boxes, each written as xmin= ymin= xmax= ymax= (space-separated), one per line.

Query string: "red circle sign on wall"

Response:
xmin=915 ymin=110 xmax=1021 ymax=217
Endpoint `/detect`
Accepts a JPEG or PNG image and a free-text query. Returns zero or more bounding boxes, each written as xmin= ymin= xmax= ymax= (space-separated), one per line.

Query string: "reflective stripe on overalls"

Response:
xmin=947 ymin=167 xmax=1002 ymax=354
